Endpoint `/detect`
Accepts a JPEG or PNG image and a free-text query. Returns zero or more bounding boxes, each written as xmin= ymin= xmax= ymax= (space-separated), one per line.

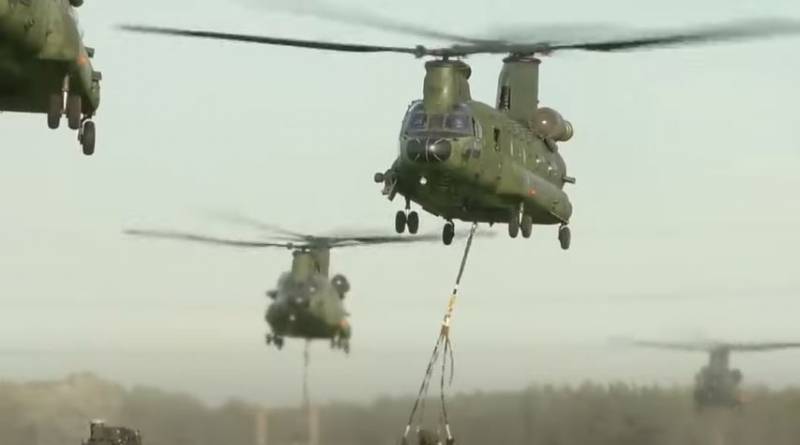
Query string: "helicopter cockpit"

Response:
xmin=400 ymin=102 xmax=477 ymax=163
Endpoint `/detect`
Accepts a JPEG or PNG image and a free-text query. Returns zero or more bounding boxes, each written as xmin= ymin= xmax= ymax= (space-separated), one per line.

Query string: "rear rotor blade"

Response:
xmin=546 ymin=18 xmax=800 ymax=52
xmin=124 ymin=229 xmax=293 ymax=249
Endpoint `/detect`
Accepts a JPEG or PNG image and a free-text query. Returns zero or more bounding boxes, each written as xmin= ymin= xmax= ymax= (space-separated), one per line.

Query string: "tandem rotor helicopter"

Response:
xmin=0 ymin=0 xmax=101 ymax=155
xmin=120 ymin=13 xmax=800 ymax=247
xmin=628 ymin=339 xmax=800 ymax=409
xmin=125 ymin=221 xmax=442 ymax=353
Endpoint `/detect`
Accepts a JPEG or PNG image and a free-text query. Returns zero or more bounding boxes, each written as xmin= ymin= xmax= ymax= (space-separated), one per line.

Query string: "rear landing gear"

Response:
xmin=508 ymin=210 xmax=520 ymax=238
xmin=47 ymin=93 xmax=63 ymax=130
xmin=79 ymin=120 xmax=96 ymax=156
xmin=47 ymin=76 xmax=96 ymax=155
xmin=558 ymin=224 xmax=571 ymax=250
xmin=521 ymin=215 xmax=533 ymax=238
xmin=442 ymin=221 xmax=455 ymax=245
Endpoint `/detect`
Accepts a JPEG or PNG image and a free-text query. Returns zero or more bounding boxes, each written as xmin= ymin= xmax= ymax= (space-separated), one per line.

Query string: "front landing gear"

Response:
xmin=266 ymin=333 xmax=285 ymax=350
xmin=442 ymin=221 xmax=455 ymax=245
xmin=394 ymin=198 xmax=419 ymax=234
xmin=558 ymin=224 xmax=571 ymax=250
xmin=330 ymin=337 xmax=350 ymax=354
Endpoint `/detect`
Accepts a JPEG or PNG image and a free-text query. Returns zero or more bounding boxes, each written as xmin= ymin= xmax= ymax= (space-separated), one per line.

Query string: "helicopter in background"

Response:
xmin=125 ymin=222 xmax=441 ymax=354
xmin=0 ymin=0 xmax=101 ymax=155
xmin=628 ymin=339 xmax=800 ymax=409
xmin=119 ymin=14 xmax=800 ymax=246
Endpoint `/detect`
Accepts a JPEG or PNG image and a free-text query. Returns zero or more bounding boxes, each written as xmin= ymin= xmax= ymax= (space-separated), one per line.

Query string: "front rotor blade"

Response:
xmin=124 ymin=229 xmax=292 ymax=249
xmin=729 ymin=342 xmax=800 ymax=352
xmin=206 ymin=211 xmax=311 ymax=241
xmin=260 ymin=0 xmax=492 ymax=44
xmin=547 ymin=18 xmax=800 ymax=52
xmin=626 ymin=339 xmax=716 ymax=352
xmin=119 ymin=25 xmax=426 ymax=56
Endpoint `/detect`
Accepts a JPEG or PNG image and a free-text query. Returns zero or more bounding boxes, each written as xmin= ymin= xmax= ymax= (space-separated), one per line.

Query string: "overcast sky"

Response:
xmin=1 ymin=0 xmax=800 ymax=407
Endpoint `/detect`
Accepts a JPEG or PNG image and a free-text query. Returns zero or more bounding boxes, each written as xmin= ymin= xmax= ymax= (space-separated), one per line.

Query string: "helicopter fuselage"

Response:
xmin=386 ymin=100 xmax=572 ymax=226
xmin=265 ymin=266 xmax=351 ymax=348
xmin=0 ymin=0 xmax=99 ymax=114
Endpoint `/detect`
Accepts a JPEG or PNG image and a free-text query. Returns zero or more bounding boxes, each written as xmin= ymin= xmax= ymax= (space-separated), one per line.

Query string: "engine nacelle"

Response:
xmin=532 ymin=107 xmax=574 ymax=142
xmin=69 ymin=0 xmax=84 ymax=7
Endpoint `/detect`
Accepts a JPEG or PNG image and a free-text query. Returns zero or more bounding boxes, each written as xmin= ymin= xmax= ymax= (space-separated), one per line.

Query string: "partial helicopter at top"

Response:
xmin=118 ymin=11 xmax=800 ymax=247
xmin=0 ymin=0 xmax=101 ymax=155
xmin=125 ymin=217 xmax=448 ymax=354
xmin=623 ymin=338 xmax=800 ymax=409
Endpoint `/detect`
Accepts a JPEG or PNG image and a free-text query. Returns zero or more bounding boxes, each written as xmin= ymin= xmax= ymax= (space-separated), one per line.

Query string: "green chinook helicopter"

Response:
xmin=125 ymin=222 xmax=440 ymax=353
xmin=628 ymin=339 xmax=800 ymax=409
xmin=120 ymin=15 xmax=800 ymax=246
xmin=0 ymin=0 xmax=101 ymax=155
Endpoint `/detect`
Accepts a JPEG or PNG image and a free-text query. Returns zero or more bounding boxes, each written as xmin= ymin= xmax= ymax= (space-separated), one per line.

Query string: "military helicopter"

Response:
xmin=119 ymin=15 xmax=800 ymax=246
xmin=125 ymin=223 xmax=441 ymax=353
xmin=0 ymin=0 xmax=101 ymax=155
xmin=628 ymin=339 xmax=800 ymax=409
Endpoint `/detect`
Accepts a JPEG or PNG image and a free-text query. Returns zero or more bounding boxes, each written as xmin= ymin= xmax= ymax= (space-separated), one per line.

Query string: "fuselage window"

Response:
xmin=493 ymin=128 xmax=501 ymax=151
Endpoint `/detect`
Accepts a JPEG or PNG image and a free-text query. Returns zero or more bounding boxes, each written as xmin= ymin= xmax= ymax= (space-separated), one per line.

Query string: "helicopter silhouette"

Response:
xmin=627 ymin=339 xmax=800 ymax=409
xmin=125 ymin=221 xmax=442 ymax=353
xmin=118 ymin=13 xmax=800 ymax=246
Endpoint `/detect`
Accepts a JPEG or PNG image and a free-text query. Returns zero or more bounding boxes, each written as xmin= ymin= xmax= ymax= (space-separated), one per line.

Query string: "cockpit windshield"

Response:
xmin=402 ymin=102 xmax=474 ymax=137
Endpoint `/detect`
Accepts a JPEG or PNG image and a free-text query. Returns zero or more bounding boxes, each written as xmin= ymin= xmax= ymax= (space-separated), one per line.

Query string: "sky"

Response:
xmin=1 ymin=0 xmax=800 ymax=407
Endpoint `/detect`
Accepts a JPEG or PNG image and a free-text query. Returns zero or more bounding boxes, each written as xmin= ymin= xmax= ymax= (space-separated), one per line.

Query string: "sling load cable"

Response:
xmin=302 ymin=340 xmax=311 ymax=413
xmin=401 ymin=222 xmax=478 ymax=445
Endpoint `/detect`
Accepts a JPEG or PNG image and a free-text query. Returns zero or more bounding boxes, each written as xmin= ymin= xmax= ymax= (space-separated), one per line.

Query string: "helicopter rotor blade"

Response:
xmin=255 ymin=0 xmax=492 ymax=44
xmin=545 ymin=18 xmax=800 ymax=53
xmin=205 ymin=211 xmax=312 ymax=241
xmin=124 ymin=229 xmax=294 ymax=249
xmin=727 ymin=342 xmax=800 ymax=352
xmin=622 ymin=339 xmax=718 ymax=352
xmin=120 ymin=18 xmax=800 ymax=58
xmin=118 ymin=25 xmax=426 ymax=56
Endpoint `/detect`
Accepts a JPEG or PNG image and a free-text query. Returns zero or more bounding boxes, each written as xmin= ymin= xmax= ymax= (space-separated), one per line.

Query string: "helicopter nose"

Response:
xmin=405 ymin=138 xmax=452 ymax=163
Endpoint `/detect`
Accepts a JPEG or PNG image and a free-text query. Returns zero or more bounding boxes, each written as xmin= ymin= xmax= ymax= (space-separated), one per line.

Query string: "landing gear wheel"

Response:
xmin=47 ymin=93 xmax=63 ymax=130
xmin=558 ymin=225 xmax=571 ymax=250
xmin=341 ymin=339 xmax=350 ymax=354
xmin=407 ymin=211 xmax=419 ymax=234
xmin=265 ymin=334 xmax=273 ymax=345
xmin=66 ymin=94 xmax=82 ymax=130
xmin=273 ymin=336 xmax=284 ymax=350
xmin=442 ymin=222 xmax=455 ymax=246
xmin=80 ymin=121 xmax=95 ymax=156
xmin=508 ymin=211 xmax=520 ymax=238
xmin=395 ymin=210 xmax=407 ymax=234
xmin=521 ymin=215 xmax=533 ymax=239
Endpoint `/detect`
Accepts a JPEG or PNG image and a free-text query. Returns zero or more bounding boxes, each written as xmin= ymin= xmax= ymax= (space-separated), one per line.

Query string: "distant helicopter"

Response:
xmin=125 ymin=223 xmax=441 ymax=353
xmin=628 ymin=339 xmax=800 ymax=409
xmin=0 ymin=0 xmax=101 ymax=155
xmin=119 ymin=14 xmax=800 ymax=246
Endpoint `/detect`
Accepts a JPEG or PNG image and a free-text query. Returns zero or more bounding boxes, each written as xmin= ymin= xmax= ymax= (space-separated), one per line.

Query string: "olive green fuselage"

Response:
xmin=265 ymin=249 xmax=350 ymax=342
xmin=389 ymin=100 xmax=572 ymax=226
xmin=0 ymin=0 xmax=99 ymax=114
